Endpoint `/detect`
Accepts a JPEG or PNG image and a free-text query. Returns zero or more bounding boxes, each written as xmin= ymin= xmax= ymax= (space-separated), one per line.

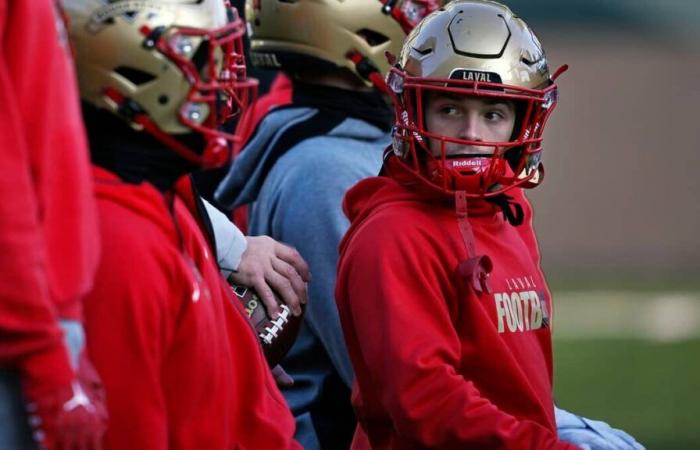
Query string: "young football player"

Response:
xmin=63 ymin=0 xmax=303 ymax=448
xmin=215 ymin=1 xmax=441 ymax=448
xmin=335 ymin=1 xmax=644 ymax=449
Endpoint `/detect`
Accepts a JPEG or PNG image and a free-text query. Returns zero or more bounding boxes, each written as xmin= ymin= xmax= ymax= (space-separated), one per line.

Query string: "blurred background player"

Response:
xmin=215 ymin=1 xmax=441 ymax=448
xmin=0 ymin=1 xmax=107 ymax=449
xmin=335 ymin=1 xmax=644 ymax=449
xmin=63 ymin=0 xmax=303 ymax=448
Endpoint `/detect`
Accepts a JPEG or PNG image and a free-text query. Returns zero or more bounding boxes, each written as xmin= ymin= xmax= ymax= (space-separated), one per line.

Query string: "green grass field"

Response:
xmin=552 ymin=288 xmax=700 ymax=450
xmin=554 ymin=338 xmax=700 ymax=450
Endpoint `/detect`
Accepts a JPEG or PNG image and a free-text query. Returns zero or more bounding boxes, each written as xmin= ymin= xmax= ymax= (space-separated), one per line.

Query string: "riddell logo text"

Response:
xmin=493 ymin=290 xmax=547 ymax=333
xmin=450 ymin=159 xmax=484 ymax=168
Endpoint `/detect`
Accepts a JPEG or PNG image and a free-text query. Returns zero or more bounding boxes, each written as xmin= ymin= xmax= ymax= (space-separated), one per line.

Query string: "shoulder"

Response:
xmin=97 ymin=200 xmax=164 ymax=245
xmin=94 ymin=184 xmax=181 ymax=277
xmin=269 ymin=136 xmax=383 ymax=196
xmin=346 ymin=199 xmax=453 ymax=269
xmin=336 ymin=199 xmax=459 ymax=316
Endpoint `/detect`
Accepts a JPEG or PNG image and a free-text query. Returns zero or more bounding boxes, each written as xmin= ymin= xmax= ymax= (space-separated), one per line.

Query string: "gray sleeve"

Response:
xmin=202 ymin=198 xmax=247 ymax=277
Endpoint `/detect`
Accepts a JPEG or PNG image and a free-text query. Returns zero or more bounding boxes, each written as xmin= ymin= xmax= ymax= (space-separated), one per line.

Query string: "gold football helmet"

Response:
xmin=245 ymin=0 xmax=441 ymax=90
xmin=64 ymin=0 xmax=256 ymax=168
xmin=387 ymin=0 xmax=567 ymax=197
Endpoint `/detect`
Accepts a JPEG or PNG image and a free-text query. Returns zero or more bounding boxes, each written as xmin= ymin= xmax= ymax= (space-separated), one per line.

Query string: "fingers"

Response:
xmin=274 ymin=243 xmax=311 ymax=282
xmin=250 ymin=275 xmax=281 ymax=319
xmin=232 ymin=236 xmax=309 ymax=318
xmin=271 ymin=257 xmax=307 ymax=306
xmin=264 ymin=268 xmax=303 ymax=317
xmin=271 ymin=365 xmax=294 ymax=387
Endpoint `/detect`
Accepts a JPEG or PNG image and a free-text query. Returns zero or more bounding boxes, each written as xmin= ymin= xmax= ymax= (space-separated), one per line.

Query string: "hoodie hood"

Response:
xmin=339 ymin=152 xmax=503 ymax=258
xmin=214 ymin=83 xmax=392 ymax=209
xmin=339 ymin=174 xmax=418 ymax=257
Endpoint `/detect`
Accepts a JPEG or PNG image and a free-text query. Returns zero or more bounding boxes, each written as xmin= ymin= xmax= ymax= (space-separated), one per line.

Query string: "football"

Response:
xmin=230 ymin=283 xmax=304 ymax=367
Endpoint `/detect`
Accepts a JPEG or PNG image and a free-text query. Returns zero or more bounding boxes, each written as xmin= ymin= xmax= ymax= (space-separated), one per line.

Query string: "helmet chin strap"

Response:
xmin=487 ymin=194 xmax=524 ymax=226
xmin=346 ymin=50 xmax=390 ymax=95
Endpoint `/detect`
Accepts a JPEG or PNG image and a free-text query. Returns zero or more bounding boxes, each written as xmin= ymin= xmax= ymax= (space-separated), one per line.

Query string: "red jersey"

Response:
xmin=0 ymin=0 xmax=99 ymax=397
xmin=335 ymin=156 xmax=578 ymax=450
xmin=84 ymin=166 xmax=300 ymax=450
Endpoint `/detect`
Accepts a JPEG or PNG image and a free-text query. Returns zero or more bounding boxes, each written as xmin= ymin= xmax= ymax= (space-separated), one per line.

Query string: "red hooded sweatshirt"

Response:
xmin=0 ymin=0 xmax=99 ymax=398
xmin=335 ymin=155 xmax=579 ymax=450
xmin=83 ymin=166 xmax=300 ymax=450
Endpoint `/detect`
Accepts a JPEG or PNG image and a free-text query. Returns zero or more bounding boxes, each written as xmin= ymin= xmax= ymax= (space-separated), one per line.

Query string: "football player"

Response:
xmin=215 ymin=1 xmax=441 ymax=448
xmin=335 ymin=1 xmax=644 ymax=449
xmin=63 ymin=0 xmax=302 ymax=448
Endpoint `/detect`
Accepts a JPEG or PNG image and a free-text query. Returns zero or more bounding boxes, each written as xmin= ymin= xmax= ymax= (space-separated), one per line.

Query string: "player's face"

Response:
xmin=424 ymin=92 xmax=516 ymax=158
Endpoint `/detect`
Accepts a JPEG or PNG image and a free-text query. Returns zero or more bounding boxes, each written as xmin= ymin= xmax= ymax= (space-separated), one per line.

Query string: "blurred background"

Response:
xmin=506 ymin=1 xmax=699 ymax=448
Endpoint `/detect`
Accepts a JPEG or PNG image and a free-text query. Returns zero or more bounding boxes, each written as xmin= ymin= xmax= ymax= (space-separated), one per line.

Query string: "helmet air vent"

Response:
xmin=357 ymin=28 xmax=390 ymax=47
xmin=114 ymin=66 xmax=156 ymax=86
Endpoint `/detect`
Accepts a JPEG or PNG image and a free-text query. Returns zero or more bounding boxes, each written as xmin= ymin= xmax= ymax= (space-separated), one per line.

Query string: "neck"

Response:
xmin=83 ymin=104 xmax=198 ymax=192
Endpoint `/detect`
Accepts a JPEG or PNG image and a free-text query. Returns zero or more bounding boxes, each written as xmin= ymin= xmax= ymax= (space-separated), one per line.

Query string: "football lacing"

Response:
xmin=260 ymin=304 xmax=291 ymax=345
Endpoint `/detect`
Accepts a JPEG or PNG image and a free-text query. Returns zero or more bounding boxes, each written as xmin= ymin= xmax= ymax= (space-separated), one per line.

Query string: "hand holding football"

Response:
xmin=230 ymin=283 xmax=304 ymax=367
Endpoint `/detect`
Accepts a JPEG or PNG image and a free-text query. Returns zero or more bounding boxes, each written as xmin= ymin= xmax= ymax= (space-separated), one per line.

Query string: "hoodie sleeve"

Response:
xmin=202 ymin=198 xmax=247 ymax=277
xmin=336 ymin=212 xmax=578 ymax=450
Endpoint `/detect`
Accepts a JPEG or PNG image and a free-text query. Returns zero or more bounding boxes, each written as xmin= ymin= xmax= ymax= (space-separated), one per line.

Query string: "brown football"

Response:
xmin=230 ymin=283 xmax=304 ymax=367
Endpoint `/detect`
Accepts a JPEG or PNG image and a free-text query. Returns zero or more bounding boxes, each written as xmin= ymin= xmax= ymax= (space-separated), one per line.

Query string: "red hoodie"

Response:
xmin=84 ymin=166 xmax=300 ymax=450
xmin=335 ymin=155 xmax=578 ymax=450
xmin=0 ymin=0 xmax=99 ymax=397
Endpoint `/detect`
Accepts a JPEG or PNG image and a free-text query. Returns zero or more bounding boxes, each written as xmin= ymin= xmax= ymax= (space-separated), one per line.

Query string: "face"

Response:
xmin=423 ymin=91 xmax=516 ymax=158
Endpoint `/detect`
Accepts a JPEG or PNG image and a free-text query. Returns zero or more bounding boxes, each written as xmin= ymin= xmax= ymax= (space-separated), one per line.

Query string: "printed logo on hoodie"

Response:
xmin=493 ymin=276 xmax=550 ymax=333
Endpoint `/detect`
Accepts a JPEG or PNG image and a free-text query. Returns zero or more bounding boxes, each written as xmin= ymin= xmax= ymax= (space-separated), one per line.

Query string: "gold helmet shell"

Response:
xmin=387 ymin=0 xmax=566 ymax=198
xmin=64 ymin=0 xmax=255 ymax=168
xmin=399 ymin=0 xmax=551 ymax=89
xmin=245 ymin=0 xmax=441 ymax=87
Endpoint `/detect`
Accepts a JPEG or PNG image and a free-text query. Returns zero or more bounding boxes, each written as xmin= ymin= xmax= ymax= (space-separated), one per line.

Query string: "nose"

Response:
xmin=458 ymin=113 xmax=482 ymax=142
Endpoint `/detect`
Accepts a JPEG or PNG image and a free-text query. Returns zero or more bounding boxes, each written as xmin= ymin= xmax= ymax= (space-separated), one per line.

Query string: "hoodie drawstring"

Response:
xmin=454 ymin=191 xmax=493 ymax=295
